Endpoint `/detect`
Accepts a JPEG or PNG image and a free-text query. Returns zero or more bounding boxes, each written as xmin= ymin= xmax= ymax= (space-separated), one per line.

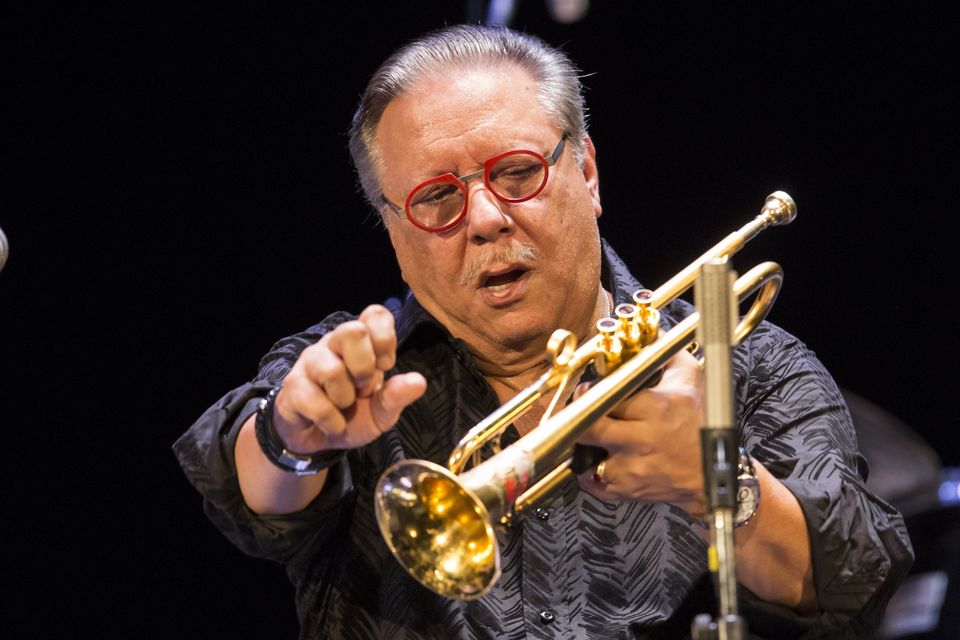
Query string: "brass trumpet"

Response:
xmin=374 ymin=191 xmax=797 ymax=601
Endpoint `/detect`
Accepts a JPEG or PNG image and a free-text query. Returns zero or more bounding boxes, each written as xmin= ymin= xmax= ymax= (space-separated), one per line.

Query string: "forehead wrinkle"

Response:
xmin=381 ymin=110 xmax=501 ymax=183
xmin=419 ymin=121 xmax=494 ymax=170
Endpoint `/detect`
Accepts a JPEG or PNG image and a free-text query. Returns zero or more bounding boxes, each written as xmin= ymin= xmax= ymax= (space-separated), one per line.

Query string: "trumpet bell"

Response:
xmin=375 ymin=459 xmax=500 ymax=600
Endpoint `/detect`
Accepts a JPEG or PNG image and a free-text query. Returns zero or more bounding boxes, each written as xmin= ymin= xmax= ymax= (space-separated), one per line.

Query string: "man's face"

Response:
xmin=375 ymin=64 xmax=603 ymax=367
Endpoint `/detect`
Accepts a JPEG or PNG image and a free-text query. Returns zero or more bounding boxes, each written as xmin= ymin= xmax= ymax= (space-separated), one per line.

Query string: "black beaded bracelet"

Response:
xmin=254 ymin=385 xmax=344 ymax=476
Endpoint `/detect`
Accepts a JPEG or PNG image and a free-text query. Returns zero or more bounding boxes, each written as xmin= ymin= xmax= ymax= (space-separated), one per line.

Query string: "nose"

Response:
xmin=463 ymin=182 xmax=515 ymax=243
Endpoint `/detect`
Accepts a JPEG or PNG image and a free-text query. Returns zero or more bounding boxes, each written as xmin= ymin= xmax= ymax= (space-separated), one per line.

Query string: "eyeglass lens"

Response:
xmin=408 ymin=151 xmax=548 ymax=230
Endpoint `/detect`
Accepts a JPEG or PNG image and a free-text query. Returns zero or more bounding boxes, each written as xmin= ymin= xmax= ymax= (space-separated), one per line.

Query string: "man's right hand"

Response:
xmin=273 ymin=304 xmax=427 ymax=454
xmin=236 ymin=304 xmax=426 ymax=514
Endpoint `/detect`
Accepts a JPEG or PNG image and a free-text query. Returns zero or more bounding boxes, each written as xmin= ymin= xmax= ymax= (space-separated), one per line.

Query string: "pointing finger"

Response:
xmin=325 ymin=321 xmax=377 ymax=389
xmin=359 ymin=305 xmax=398 ymax=371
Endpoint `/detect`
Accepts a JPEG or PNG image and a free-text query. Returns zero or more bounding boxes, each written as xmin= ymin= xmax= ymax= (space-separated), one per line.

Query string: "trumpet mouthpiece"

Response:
xmin=763 ymin=191 xmax=797 ymax=226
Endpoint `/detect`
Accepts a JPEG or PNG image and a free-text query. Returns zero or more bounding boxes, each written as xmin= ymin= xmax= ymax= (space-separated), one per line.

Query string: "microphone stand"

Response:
xmin=691 ymin=258 xmax=747 ymax=640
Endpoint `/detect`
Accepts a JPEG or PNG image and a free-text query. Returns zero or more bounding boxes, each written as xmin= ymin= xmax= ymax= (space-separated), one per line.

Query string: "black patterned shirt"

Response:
xmin=173 ymin=241 xmax=912 ymax=639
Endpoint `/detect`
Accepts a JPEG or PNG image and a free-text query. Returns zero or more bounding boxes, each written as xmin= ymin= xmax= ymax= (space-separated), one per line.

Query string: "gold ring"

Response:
xmin=593 ymin=459 xmax=608 ymax=484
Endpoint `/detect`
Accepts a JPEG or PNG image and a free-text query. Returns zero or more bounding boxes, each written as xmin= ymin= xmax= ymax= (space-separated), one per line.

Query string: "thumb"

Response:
xmin=370 ymin=371 xmax=427 ymax=430
xmin=573 ymin=380 xmax=593 ymax=401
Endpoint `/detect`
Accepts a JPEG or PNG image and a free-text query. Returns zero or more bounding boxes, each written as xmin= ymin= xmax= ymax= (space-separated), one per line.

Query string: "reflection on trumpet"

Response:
xmin=375 ymin=191 xmax=797 ymax=600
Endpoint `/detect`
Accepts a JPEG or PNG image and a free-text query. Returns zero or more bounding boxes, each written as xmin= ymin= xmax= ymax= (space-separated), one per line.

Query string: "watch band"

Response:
xmin=254 ymin=385 xmax=344 ymax=476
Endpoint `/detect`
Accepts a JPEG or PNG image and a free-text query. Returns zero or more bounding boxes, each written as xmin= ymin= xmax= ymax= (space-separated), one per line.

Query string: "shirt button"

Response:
xmin=539 ymin=610 xmax=556 ymax=624
xmin=535 ymin=508 xmax=551 ymax=521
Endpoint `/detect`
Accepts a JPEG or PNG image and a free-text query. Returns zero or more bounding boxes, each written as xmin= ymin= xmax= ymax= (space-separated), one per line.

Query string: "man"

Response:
xmin=174 ymin=24 xmax=912 ymax=639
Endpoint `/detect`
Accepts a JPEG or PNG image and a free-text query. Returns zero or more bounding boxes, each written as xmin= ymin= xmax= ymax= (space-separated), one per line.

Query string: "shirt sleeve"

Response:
xmin=735 ymin=322 xmax=914 ymax=637
xmin=171 ymin=311 xmax=356 ymax=564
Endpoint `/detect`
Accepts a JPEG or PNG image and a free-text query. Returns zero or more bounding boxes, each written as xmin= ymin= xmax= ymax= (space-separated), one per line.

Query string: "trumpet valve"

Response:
xmin=596 ymin=317 xmax=623 ymax=376
xmin=631 ymin=288 xmax=661 ymax=347
xmin=614 ymin=302 xmax=641 ymax=353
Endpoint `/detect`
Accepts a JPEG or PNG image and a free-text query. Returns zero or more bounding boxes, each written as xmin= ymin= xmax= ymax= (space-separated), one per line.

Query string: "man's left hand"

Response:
xmin=576 ymin=349 xmax=707 ymax=516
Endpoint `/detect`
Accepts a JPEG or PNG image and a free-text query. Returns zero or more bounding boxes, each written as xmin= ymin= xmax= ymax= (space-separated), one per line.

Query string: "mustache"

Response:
xmin=458 ymin=242 xmax=539 ymax=287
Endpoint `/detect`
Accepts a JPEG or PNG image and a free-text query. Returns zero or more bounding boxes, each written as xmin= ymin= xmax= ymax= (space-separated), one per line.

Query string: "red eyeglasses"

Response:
xmin=381 ymin=134 xmax=567 ymax=233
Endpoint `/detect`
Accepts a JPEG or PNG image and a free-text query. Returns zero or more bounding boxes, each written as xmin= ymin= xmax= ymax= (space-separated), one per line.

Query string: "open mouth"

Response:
xmin=482 ymin=269 xmax=527 ymax=292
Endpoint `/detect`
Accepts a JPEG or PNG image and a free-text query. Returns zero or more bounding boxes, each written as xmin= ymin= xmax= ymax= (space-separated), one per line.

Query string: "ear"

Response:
xmin=580 ymin=135 xmax=602 ymax=219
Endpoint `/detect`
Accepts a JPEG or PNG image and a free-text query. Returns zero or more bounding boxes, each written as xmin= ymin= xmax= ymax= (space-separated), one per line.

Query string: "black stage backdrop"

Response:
xmin=4 ymin=3 xmax=958 ymax=637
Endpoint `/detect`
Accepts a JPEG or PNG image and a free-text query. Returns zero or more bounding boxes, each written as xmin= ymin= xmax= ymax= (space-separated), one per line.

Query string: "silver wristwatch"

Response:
xmin=733 ymin=448 xmax=760 ymax=527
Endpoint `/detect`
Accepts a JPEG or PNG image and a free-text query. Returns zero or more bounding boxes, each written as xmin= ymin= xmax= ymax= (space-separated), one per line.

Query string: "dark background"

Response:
xmin=4 ymin=2 xmax=958 ymax=637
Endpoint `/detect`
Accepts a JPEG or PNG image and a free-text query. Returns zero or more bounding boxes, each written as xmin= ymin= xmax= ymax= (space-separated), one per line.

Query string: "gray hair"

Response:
xmin=348 ymin=24 xmax=588 ymax=222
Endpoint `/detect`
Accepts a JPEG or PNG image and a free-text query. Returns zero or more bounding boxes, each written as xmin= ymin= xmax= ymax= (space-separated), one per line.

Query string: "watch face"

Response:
xmin=736 ymin=480 xmax=759 ymax=525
